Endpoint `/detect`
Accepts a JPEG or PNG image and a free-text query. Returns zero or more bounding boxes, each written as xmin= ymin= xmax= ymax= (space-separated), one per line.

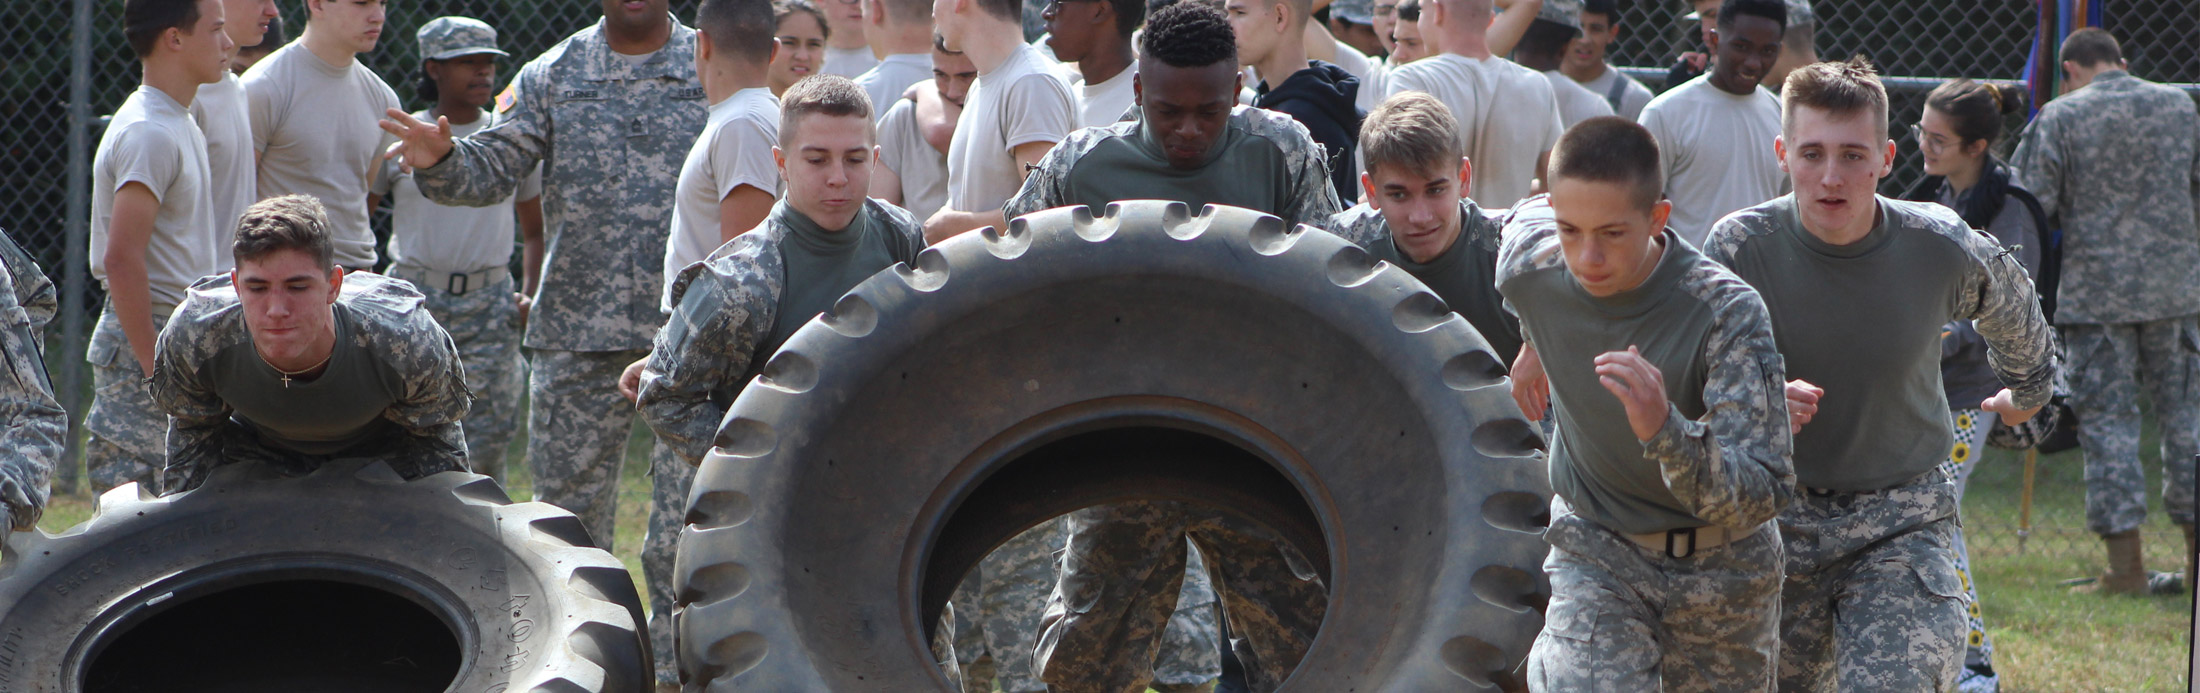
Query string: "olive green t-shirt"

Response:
xmin=1498 ymin=195 xmax=1796 ymax=535
xmin=204 ymin=304 xmax=402 ymax=455
xmin=763 ymin=203 xmax=926 ymax=361
xmin=1702 ymin=195 xmax=2054 ymax=491
xmin=1325 ymin=199 xmax=1523 ymax=365
xmin=1005 ymin=106 xmax=1341 ymax=230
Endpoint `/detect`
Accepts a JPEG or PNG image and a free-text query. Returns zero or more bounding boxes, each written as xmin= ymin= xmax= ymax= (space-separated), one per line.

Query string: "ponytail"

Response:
xmin=1924 ymin=78 xmax=2027 ymax=146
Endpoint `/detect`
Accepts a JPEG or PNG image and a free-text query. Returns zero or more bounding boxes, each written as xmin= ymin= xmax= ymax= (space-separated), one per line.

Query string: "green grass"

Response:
xmin=30 ymin=405 xmax=2195 ymax=690
xmin=1958 ymin=441 xmax=2192 ymax=692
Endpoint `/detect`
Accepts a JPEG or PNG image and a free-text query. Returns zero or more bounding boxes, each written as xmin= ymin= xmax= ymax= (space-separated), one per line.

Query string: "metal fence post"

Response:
xmin=58 ymin=0 xmax=94 ymax=494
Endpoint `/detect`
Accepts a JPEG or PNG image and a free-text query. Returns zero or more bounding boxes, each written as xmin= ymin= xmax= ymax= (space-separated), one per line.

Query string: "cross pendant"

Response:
xmin=280 ymin=373 xmax=292 ymax=388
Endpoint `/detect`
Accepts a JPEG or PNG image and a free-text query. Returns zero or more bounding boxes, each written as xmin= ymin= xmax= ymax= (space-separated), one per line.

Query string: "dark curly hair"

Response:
xmin=1139 ymin=1 xmax=1235 ymax=69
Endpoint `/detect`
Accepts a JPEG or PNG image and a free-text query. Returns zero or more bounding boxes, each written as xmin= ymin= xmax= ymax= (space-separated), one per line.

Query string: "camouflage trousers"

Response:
xmin=1037 ymin=500 xmax=1323 ymax=693
xmin=390 ymin=265 xmax=524 ymax=482
xmin=1528 ymin=498 xmax=1783 ymax=692
xmin=83 ymin=306 xmax=169 ymax=492
xmin=1943 ymin=409 xmax=1999 ymax=693
xmin=1778 ymin=469 xmax=1968 ymax=692
xmin=953 ymin=518 xmax=1067 ymax=693
xmin=2060 ymin=318 xmax=2200 ymax=535
xmin=954 ymin=517 xmax=1222 ymax=692
xmin=521 ymin=347 xmax=686 ymax=686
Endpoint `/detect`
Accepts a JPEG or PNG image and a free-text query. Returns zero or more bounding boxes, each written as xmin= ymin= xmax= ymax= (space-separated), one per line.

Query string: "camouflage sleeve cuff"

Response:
xmin=1 ymin=492 xmax=33 ymax=531
xmin=1640 ymin=402 xmax=1706 ymax=466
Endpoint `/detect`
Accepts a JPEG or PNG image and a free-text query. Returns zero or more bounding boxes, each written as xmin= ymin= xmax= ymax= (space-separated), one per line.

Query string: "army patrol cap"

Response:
xmin=418 ymin=16 xmax=510 ymax=62
xmin=1332 ymin=0 xmax=1374 ymax=25
xmin=1535 ymin=0 xmax=1582 ymax=30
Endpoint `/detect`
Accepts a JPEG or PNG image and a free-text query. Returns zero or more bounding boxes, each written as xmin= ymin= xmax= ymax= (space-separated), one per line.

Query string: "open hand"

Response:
xmin=378 ymin=108 xmax=455 ymax=170
xmin=1596 ymin=347 xmax=1670 ymax=441
xmin=1981 ymin=388 xmax=2041 ymax=425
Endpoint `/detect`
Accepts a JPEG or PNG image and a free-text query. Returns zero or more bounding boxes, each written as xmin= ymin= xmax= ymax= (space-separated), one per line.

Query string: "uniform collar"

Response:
xmin=580 ymin=16 xmax=696 ymax=82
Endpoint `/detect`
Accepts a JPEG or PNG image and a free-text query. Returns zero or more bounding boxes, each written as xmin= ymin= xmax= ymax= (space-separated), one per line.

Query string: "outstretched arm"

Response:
xmin=382 ymin=325 xmax=474 ymax=477
xmin=150 ymin=321 xmax=235 ymax=495
xmin=1956 ymin=231 xmax=2055 ymax=419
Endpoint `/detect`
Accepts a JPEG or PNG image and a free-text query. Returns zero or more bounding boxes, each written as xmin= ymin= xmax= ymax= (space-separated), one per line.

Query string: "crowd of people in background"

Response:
xmin=1 ymin=0 xmax=2194 ymax=691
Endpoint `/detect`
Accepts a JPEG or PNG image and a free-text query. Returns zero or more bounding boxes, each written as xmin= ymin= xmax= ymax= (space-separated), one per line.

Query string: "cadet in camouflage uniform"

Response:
xmin=375 ymin=16 xmax=542 ymax=482
xmin=1701 ymin=60 xmax=2054 ymax=692
xmin=1325 ymin=92 xmax=1522 ymax=369
xmin=951 ymin=519 xmax=1067 ymax=693
xmin=2011 ymin=28 xmax=2200 ymax=593
xmin=951 ymin=531 xmax=1222 ymax=692
xmin=150 ymin=196 xmax=471 ymax=495
xmin=1497 ymin=119 xmax=1794 ymax=692
xmin=1005 ymin=5 xmax=1337 ymax=690
xmin=0 ymin=230 xmax=67 ymax=540
xmin=629 ymin=76 xmax=932 ymax=688
xmin=379 ymin=3 xmax=706 ymax=684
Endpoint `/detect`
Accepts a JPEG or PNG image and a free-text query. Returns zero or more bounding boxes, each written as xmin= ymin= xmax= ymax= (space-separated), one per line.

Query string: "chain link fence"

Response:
xmin=7 ymin=0 xmax=2196 ymax=533
xmin=1606 ymin=0 xmax=2200 ymax=198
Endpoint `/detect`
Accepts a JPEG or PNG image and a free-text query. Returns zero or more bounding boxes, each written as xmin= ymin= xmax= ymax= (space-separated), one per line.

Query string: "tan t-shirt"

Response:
xmin=92 ymin=86 xmax=222 ymax=310
xmin=878 ymin=96 xmax=949 ymax=220
xmin=371 ymin=111 xmax=544 ymax=276
xmin=191 ymin=71 xmax=255 ymax=271
xmin=242 ymin=42 xmax=401 ymax=269
xmin=660 ymin=88 xmax=784 ymax=310
xmin=1385 ymin=53 xmax=1563 ymax=209
xmin=947 ymin=44 xmax=1077 ymax=215
xmin=854 ymin=53 xmax=934 ymax=124
xmin=1637 ymin=75 xmax=1787 ymax=245
xmin=823 ymin=45 xmax=880 ymax=78
xmin=1544 ymin=70 xmax=1615 ymax=130
xmin=1077 ymin=65 xmax=1138 ymax=130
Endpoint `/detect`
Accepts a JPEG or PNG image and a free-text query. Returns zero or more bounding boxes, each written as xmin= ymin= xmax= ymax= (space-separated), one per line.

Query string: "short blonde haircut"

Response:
xmin=1781 ymin=56 xmax=1889 ymax=139
xmin=1359 ymin=92 xmax=1463 ymax=179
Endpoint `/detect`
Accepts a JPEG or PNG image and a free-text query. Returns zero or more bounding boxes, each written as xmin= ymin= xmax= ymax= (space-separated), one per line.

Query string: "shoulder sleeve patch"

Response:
xmin=495 ymin=82 xmax=519 ymax=114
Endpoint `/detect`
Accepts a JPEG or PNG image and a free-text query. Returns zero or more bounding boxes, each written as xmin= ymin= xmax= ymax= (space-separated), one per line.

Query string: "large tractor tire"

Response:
xmin=674 ymin=201 xmax=1553 ymax=691
xmin=0 ymin=460 xmax=651 ymax=693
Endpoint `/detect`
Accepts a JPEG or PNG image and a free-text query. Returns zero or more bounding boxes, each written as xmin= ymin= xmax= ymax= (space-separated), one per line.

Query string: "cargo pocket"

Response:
xmin=1 ymin=307 xmax=47 ymax=394
xmin=1538 ymin=596 xmax=1596 ymax=644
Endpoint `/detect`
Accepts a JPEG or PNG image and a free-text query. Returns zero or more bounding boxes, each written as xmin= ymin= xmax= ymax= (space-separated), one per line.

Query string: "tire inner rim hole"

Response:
xmin=922 ymin=425 xmax=1331 ymax=674
xmin=83 ymin=579 xmax=462 ymax=693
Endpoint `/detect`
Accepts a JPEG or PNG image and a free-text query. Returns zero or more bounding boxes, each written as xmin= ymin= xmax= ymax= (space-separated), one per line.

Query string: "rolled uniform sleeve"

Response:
xmin=1004 ymin=132 xmax=1082 ymax=221
xmin=380 ymin=317 xmax=474 ymax=477
xmin=1639 ymin=285 xmax=1796 ymax=530
xmin=1952 ymin=228 xmax=2056 ymax=409
xmin=1276 ymin=123 xmax=1344 ymax=229
xmin=413 ymin=61 xmax=551 ymax=208
xmin=637 ymin=236 xmax=782 ymax=465
xmin=151 ymin=308 xmax=236 ymax=495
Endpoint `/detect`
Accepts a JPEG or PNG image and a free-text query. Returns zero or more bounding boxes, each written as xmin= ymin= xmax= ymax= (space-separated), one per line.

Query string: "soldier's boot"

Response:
xmin=1153 ymin=681 xmax=1218 ymax=693
xmin=2072 ymin=530 xmax=2148 ymax=595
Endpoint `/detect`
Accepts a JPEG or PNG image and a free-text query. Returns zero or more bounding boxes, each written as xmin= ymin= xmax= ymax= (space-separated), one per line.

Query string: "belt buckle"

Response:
xmin=1665 ymin=527 xmax=1698 ymax=559
xmin=447 ymin=272 xmax=471 ymax=296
